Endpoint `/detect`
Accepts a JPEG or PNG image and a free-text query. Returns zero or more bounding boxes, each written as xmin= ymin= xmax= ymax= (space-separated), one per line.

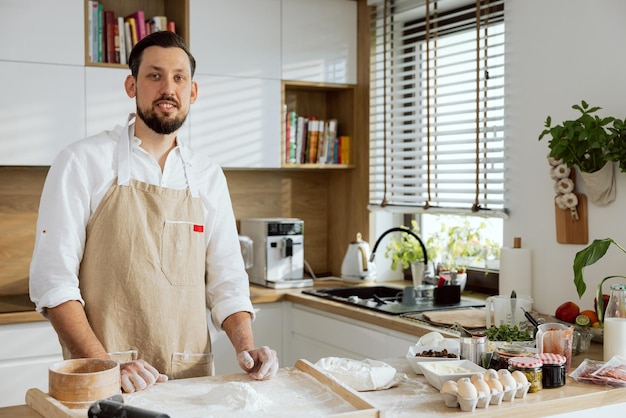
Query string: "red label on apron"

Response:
xmin=193 ymin=224 xmax=204 ymax=233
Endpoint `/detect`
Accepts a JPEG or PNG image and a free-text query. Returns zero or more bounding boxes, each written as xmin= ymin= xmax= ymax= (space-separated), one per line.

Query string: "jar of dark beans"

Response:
xmin=535 ymin=353 xmax=566 ymax=388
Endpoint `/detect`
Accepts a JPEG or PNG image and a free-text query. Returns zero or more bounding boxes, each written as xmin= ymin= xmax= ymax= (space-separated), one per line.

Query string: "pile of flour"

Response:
xmin=201 ymin=381 xmax=272 ymax=411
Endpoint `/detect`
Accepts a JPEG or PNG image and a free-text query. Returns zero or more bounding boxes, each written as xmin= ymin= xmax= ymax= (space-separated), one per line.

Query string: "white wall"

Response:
xmin=506 ymin=0 xmax=626 ymax=315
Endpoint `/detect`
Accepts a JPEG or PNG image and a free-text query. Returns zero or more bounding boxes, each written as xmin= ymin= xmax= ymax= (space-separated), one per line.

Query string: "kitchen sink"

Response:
xmin=302 ymin=285 xmax=484 ymax=315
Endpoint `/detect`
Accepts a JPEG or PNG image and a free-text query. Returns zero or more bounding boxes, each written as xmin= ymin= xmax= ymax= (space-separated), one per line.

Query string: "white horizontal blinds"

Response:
xmin=369 ymin=0 xmax=506 ymax=216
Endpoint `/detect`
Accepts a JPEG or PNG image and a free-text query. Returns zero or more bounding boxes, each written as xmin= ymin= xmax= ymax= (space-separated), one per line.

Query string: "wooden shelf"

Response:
xmin=84 ymin=0 xmax=189 ymax=67
xmin=282 ymin=81 xmax=356 ymax=168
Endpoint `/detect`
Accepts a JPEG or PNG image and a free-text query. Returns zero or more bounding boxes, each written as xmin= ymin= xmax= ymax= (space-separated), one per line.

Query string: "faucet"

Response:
xmin=369 ymin=227 xmax=428 ymax=267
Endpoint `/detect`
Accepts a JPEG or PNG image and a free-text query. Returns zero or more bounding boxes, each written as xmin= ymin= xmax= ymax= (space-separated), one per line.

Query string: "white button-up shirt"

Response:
xmin=29 ymin=119 xmax=254 ymax=330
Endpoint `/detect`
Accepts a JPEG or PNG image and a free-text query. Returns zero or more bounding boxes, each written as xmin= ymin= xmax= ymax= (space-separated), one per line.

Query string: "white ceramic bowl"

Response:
xmin=420 ymin=360 xmax=486 ymax=390
xmin=406 ymin=345 xmax=460 ymax=374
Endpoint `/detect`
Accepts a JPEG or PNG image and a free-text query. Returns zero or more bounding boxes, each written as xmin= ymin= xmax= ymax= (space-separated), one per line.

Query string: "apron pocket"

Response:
xmin=171 ymin=352 xmax=214 ymax=379
xmin=161 ymin=220 xmax=205 ymax=286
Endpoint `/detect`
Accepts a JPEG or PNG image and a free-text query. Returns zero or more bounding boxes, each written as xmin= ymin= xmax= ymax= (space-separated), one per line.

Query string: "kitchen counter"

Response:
xmin=1 ymin=343 xmax=623 ymax=418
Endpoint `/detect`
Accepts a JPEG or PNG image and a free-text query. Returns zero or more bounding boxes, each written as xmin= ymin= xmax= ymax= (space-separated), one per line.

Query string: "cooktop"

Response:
xmin=302 ymin=285 xmax=485 ymax=315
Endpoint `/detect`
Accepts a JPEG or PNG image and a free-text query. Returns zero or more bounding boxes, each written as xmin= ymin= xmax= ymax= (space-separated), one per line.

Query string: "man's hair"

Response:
xmin=128 ymin=31 xmax=196 ymax=78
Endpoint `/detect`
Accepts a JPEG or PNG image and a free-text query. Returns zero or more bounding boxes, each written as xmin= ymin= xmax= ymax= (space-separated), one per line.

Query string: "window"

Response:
xmin=369 ymin=0 xmax=505 ymax=290
xmin=368 ymin=0 xmax=506 ymax=216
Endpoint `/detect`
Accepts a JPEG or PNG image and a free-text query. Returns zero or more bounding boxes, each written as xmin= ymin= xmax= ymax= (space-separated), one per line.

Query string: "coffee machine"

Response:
xmin=240 ymin=218 xmax=312 ymax=289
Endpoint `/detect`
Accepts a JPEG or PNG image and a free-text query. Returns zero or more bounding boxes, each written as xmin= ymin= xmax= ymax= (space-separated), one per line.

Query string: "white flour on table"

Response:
xmin=124 ymin=367 xmax=357 ymax=417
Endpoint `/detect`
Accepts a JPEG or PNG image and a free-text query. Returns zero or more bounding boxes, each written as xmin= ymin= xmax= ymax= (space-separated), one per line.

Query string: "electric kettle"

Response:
xmin=341 ymin=233 xmax=376 ymax=283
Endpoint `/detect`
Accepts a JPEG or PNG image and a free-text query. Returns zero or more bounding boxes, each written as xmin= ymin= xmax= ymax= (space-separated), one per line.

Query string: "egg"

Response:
xmin=483 ymin=369 xmax=499 ymax=382
xmin=471 ymin=374 xmax=490 ymax=397
xmin=512 ymin=370 xmax=528 ymax=385
xmin=497 ymin=369 xmax=517 ymax=391
xmin=486 ymin=374 xmax=503 ymax=393
xmin=440 ymin=380 xmax=458 ymax=395
xmin=457 ymin=377 xmax=478 ymax=399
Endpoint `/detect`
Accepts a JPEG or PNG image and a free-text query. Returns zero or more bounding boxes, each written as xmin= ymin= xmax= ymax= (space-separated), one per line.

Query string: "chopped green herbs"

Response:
xmin=485 ymin=325 xmax=533 ymax=342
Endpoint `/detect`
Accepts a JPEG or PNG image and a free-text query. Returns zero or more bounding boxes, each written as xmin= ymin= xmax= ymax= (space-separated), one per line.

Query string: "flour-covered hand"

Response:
xmin=119 ymin=359 xmax=168 ymax=393
xmin=237 ymin=346 xmax=279 ymax=380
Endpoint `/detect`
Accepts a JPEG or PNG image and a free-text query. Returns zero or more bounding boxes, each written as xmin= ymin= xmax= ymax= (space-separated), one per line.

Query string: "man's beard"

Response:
xmin=136 ymin=97 xmax=188 ymax=135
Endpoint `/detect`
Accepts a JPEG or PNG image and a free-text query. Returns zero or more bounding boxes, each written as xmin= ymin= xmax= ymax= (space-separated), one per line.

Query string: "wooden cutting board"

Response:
xmin=423 ymin=308 xmax=487 ymax=329
xmin=555 ymin=192 xmax=588 ymax=244
xmin=26 ymin=359 xmax=378 ymax=418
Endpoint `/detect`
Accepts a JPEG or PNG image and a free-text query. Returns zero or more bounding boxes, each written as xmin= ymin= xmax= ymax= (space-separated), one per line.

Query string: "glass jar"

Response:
xmin=508 ymin=356 xmax=542 ymax=392
xmin=535 ymin=353 xmax=566 ymax=388
xmin=604 ymin=284 xmax=626 ymax=361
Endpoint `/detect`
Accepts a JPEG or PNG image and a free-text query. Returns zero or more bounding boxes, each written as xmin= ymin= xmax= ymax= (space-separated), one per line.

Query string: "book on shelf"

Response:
xmin=283 ymin=111 xmax=344 ymax=164
xmin=125 ymin=10 xmax=146 ymax=42
xmin=339 ymin=136 xmax=350 ymax=165
xmin=87 ymin=3 xmax=178 ymax=65
xmin=104 ymin=10 xmax=116 ymax=63
xmin=117 ymin=16 xmax=127 ymax=65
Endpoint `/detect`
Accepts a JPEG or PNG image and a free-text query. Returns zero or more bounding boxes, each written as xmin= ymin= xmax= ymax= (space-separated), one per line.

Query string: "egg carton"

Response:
xmin=439 ymin=369 xmax=531 ymax=412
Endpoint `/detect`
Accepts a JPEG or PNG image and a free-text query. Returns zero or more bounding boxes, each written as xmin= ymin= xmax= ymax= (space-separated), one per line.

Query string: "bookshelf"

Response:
xmin=84 ymin=0 xmax=189 ymax=68
xmin=282 ymin=81 xmax=356 ymax=169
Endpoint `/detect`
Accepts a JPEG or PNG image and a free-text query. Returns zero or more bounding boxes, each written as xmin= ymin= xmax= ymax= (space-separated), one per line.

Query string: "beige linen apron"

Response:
xmin=71 ymin=115 xmax=213 ymax=379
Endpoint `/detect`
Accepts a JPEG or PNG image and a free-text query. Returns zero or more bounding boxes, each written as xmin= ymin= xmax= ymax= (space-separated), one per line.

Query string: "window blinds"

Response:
xmin=368 ymin=0 xmax=506 ymax=217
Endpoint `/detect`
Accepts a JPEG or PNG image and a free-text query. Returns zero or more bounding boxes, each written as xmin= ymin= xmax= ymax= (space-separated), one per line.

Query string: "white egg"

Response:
xmin=483 ymin=368 xmax=499 ymax=381
xmin=512 ymin=370 xmax=528 ymax=385
xmin=457 ymin=377 xmax=478 ymax=399
xmin=440 ymin=380 xmax=458 ymax=395
xmin=486 ymin=375 xmax=503 ymax=393
xmin=497 ymin=369 xmax=517 ymax=391
xmin=471 ymin=374 xmax=490 ymax=397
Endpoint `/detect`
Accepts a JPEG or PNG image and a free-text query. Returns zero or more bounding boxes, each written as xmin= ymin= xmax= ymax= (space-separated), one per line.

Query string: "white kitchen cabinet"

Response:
xmin=208 ymin=302 xmax=285 ymax=375
xmin=282 ymin=0 xmax=357 ymax=84
xmin=0 ymin=321 xmax=63 ymax=408
xmin=0 ymin=0 xmax=83 ymax=66
xmin=0 ymin=61 xmax=85 ymax=165
xmin=190 ymin=0 xmax=281 ymax=79
xmin=284 ymin=303 xmax=418 ymax=367
xmin=189 ymin=75 xmax=282 ymax=168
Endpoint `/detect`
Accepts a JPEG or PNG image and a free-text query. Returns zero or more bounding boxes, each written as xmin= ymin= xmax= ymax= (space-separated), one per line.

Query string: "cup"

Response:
xmin=401 ymin=286 xmax=418 ymax=305
xmin=536 ymin=323 xmax=574 ymax=371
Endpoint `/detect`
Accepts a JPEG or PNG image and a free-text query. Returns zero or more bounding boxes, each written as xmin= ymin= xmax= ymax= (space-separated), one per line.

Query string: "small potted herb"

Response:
xmin=384 ymin=220 xmax=436 ymax=284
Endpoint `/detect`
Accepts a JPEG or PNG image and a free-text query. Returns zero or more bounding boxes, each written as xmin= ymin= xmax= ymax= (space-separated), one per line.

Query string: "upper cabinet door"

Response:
xmin=190 ymin=0 xmax=281 ymax=79
xmin=189 ymin=75 xmax=282 ymax=168
xmin=0 ymin=0 xmax=83 ymax=65
xmin=0 ymin=61 xmax=85 ymax=165
xmin=282 ymin=0 xmax=357 ymax=84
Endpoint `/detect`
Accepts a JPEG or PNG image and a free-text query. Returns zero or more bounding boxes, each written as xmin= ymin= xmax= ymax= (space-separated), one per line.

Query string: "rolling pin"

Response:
xmin=88 ymin=395 xmax=170 ymax=418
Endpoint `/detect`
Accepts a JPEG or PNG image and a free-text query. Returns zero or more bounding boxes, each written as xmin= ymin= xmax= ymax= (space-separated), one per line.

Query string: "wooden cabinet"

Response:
xmin=83 ymin=0 xmax=189 ymax=68
xmin=282 ymin=0 xmax=357 ymax=84
xmin=208 ymin=302 xmax=285 ymax=375
xmin=190 ymin=0 xmax=281 ymax=79
xmin=0 ymin=61 xmax=86 ymax=166
xmin=284 ymin=303 xmax=417 ymax=367
xmin=0 ymin=0 xmax=83 ymax=65
xmin=0 ymin=321 xmax=63 ymax=407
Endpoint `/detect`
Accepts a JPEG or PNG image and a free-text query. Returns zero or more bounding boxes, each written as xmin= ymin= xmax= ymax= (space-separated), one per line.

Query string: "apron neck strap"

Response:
xmin=117 ymin=114 xmax=199 ymax=198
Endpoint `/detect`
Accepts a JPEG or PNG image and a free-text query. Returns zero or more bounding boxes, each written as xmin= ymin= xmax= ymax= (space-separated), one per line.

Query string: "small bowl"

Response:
xmin=49 ymin=358 xmax=120 ymax=409
xmin=419 ymin=360 xmax=486 ymax=390
xmin=406 ymin=345 xmax=460 ymax=374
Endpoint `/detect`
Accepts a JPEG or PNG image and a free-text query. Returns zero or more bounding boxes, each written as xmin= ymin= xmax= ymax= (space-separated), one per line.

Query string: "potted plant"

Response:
xmin=573 ymin=238 xmax=626 ymax=324
xmin=538 ymin=100 xmax=617 ymax=205
xmin=384 ymin=220 xmax=436 ymax=285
